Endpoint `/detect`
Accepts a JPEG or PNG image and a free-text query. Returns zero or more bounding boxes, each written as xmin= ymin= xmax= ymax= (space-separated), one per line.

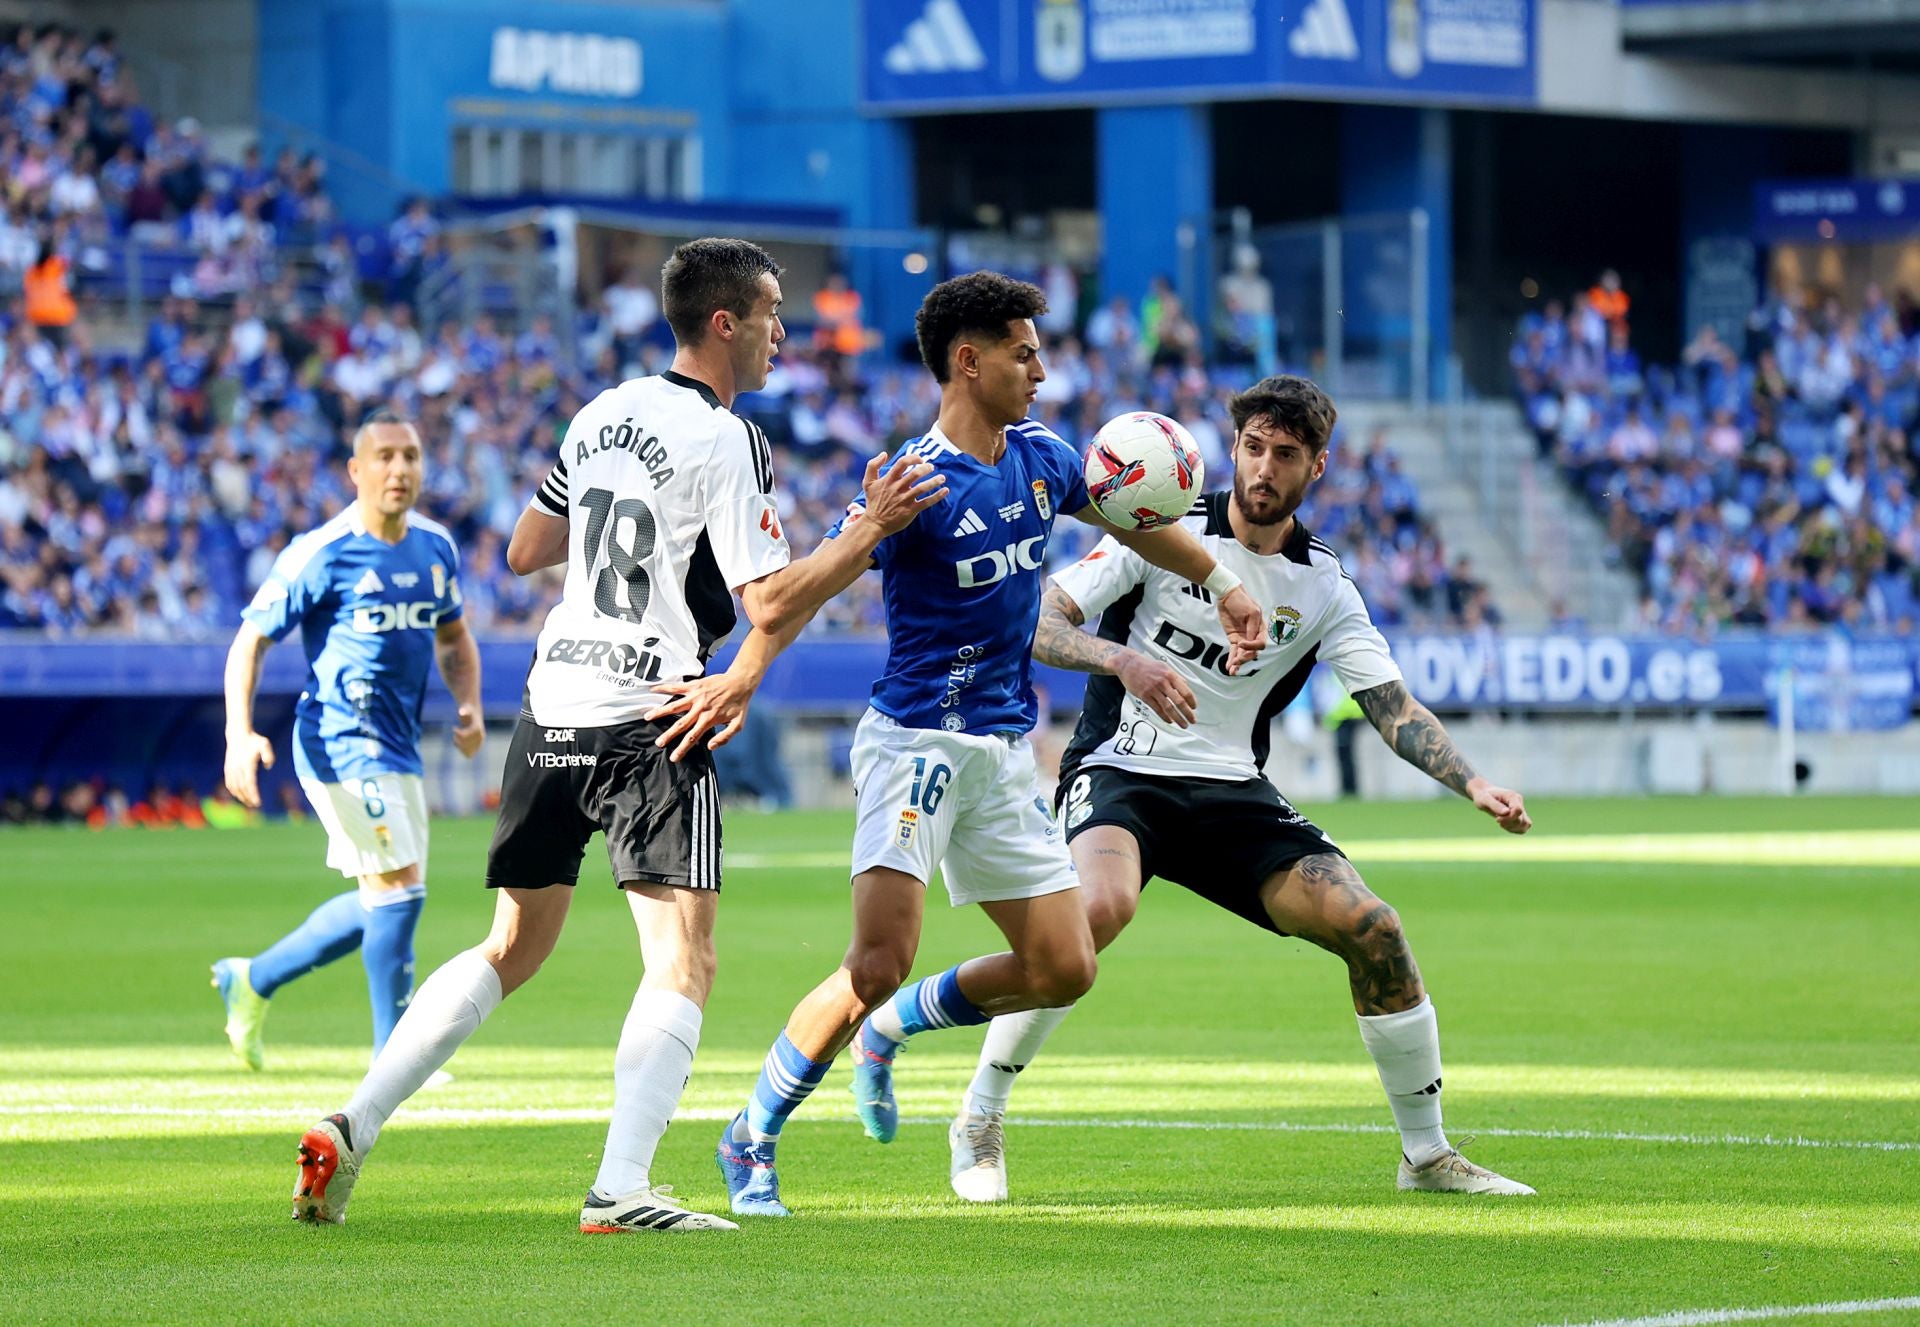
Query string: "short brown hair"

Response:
xmin=661 ymin=238 xmax=781 ymax=346
xmin=1229 ymin=375 xmax=1337 ymax=452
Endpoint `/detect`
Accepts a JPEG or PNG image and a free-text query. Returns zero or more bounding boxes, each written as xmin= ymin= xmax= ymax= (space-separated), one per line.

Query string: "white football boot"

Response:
xmin=292 ymin=1114 xmax=364 ymax=1224
xmin=1397 ymin=1137 xmax=1535 ymax=1196
xmin=949 ymin=1107 xmax=1009 ymax=1203
xmin=580 ymin=1184 xmax=739 ymax=1233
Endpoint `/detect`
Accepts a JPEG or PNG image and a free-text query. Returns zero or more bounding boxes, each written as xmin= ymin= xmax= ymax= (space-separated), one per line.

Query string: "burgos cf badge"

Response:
xmin=373 ymin=824 xmax=394 ymax=852
xmin=1032 ymin=480 xmax=1051 ymax=521
xmin=896 ymin=808 xmax=919 ymax=848
xmin=1036 ymin=0 xmax=1085 ymax=83
xmin=1270 ymin=605 xmax=1303 ymax=644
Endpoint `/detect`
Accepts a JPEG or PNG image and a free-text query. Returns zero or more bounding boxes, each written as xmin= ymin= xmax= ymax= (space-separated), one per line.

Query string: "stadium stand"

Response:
xmin=1513 ymin=278 xmax=1920 ymax=634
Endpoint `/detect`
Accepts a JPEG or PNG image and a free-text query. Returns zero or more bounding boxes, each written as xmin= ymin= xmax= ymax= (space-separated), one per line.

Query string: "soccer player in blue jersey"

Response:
xmin=711 ymin=271 xmax=1268 ymax=1217
xmin=212 ymin=413 xmax=483 ymax=1071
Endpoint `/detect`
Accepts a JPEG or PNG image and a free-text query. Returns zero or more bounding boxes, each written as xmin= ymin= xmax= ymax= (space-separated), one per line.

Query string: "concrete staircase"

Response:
xmin=1337 ymin=400 xmax=1640 ymax=631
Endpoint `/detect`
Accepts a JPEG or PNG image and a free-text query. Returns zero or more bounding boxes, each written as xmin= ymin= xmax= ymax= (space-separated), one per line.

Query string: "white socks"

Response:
xmin=344 ymin=948 xmax=502 ymax=1152
xmin=965 ymin=1004 xmax=1075 ymax=1115
xmin=592 ymin=988 xmax=703 ymax=1197
xmin=1356 ymin=996 xmax=1449 ymax=1165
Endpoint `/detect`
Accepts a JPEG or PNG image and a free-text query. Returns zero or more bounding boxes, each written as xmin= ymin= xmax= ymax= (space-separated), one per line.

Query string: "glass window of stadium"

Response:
xmin=451 ymin=126 xmax=699 ymax=199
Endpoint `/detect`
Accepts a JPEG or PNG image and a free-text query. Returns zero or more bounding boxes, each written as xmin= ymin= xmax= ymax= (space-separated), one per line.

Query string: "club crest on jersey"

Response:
xmin=1270 ymin=605 xmax=1303 ymax=644
xmin=896 ymin=808 xmax=919 ymax=847
xmin=941 ymin=712 xmax=967 ymax=732
xmin=373 ymin=824 xmax=393 ymax=852
xmin=1031 ymin=480 xmax=1051 ymax=521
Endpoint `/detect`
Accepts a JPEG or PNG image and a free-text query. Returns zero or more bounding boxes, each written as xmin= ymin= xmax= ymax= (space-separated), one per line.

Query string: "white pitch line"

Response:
xmin=1545 ymin=1295 xmax=1920 ymax=1327
xmin=4 ymin=1105 xmax=1916 ymax=1153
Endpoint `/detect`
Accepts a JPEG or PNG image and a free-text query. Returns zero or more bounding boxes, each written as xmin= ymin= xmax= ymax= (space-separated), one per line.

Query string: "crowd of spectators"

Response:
xmin=1514 ymin=270 xmax=1920 ymax=633
xmin=2 ymin=244 xmax=1482 ymax=639
xmin=1 ymin=21 xmax=342 ymax=309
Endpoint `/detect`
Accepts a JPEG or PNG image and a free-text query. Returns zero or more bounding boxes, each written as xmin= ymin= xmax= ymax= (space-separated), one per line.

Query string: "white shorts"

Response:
xmin=297 ymin=773 xmax=429 ymax=881
xmin=849 ymin=709 xmax=1077 ymax=908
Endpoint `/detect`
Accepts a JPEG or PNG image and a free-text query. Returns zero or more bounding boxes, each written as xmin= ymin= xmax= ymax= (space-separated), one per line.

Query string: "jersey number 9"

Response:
xmin=580 ymin=486 xmax=657 ymax=625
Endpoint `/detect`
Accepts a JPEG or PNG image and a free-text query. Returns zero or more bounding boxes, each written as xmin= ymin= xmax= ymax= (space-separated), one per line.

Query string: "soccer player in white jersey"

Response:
xmin=713 ymin=271 xmax=1269 ymax=1218
xmin=288 ymin=239 xmax=947 ymax=1232
xmin=878 ymin=374 xmax=1538 ymax=1200
xmin=214 ymin=414 xmax=482 ymax=1072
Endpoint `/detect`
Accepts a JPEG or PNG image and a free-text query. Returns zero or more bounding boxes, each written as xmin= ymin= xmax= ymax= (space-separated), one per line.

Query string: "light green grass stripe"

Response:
xmin=727 ymin=829 xmax=1920 ymax=870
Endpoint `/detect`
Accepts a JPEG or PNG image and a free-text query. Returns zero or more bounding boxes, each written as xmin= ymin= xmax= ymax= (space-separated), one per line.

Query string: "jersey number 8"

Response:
xmin=580 ymin=486 xmax=657 ymax=625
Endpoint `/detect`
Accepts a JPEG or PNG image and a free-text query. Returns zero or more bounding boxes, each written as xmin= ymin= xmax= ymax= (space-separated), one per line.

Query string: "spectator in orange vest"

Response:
xmin=812 ymin=272 xmax=867 ymax=358
xmin=1588 ymin=268 xmax=1629 ymax=335
xmin=24 ymin=241 xmax=78 ymax=350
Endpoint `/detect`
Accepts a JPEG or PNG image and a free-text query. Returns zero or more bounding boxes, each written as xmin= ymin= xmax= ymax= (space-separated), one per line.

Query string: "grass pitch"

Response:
xmin=3 ymin=795 xmax=1917 ymax=1326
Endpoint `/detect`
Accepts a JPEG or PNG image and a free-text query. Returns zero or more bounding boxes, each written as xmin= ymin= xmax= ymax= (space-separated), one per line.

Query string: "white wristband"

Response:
xmin=1202 ymin=564 xmax=1242 ymax=598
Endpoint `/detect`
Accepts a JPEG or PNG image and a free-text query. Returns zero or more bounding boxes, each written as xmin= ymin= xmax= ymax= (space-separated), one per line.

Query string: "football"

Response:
xmin=1082 ymin=412 xmax=1206 ymax=529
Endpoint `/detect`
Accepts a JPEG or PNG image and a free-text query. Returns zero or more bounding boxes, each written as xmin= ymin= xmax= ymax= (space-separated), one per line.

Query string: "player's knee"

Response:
xmin=1029 ymin=945 xmax=1097 ymax=1007
xmin=844 ymin=946 xmax=912 ymax=1009
xmin=1083 ymin=888 xmax=1137 ymax=949
xmin=1347 ymin=902 xmax=1409 ymax=970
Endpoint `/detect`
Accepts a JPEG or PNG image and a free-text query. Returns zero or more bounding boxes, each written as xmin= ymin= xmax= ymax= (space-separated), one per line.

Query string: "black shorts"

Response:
xmin=486 ymin=715 xmax=721 ymax=892
xmin=1054 ymin=764 xmax=1341 ymax=935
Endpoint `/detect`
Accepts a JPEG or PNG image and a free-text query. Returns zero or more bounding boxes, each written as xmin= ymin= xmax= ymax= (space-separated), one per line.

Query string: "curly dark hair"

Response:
xmin=1228 ymin=375 xmax=1338 ymax=453
xmin=661 ymin=238 xmax=782 ymax=347
xmin=914 ymin=271 xmax=1048 ymax=384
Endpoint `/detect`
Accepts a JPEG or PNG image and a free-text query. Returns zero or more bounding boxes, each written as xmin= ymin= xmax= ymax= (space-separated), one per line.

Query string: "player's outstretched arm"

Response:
xmin=1032 ymin=584 xmax=1196 ymax=727
xmin=222 ymin=621 xmax=276 ymax=810
xmin=506 ymin=505 xmax=569 ymax=574
xmin=737 ymin=450 xmax=945 ymax=637
xmin=434 ymin=616 xmax=485 ymax=758
xmin=1353 ymin=680 xmax=1531 ymax=833
xmin=647 ymin=450 xmax=946 ymax=761
xmin=1070 ymin=507 xmax=1265 ymax=672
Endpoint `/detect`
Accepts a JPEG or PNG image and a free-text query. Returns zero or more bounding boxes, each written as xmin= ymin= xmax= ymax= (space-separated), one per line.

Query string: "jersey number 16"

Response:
xmin=580 ymin=486 xmax=657 ymax=625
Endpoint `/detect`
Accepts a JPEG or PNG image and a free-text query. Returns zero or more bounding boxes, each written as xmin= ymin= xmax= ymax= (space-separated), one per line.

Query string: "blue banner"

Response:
xmin=862 ymin=0 xmax=1536 ymax=112
xmin=1385 ymin=632 xmax=1916 ymax=726
xmin=0 ymin=631 xmax=1912 ymax=722
xmin=1753 ymin=179 xmax=1920 ymax=243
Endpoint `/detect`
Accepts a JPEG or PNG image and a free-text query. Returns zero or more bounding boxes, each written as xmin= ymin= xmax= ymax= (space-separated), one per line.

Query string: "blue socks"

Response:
xmin=361 ymin=892 xmax=425 ymax=1053
xmin=247 ymin=884 xmax=425 ymax=1055
xmin=249 ymin=891 xmax=366 ymax=998
xmin=863 ymin=966 xmax=990 ymax=1059
xmin=740 ymin=1033 xmax=832 ymax=1145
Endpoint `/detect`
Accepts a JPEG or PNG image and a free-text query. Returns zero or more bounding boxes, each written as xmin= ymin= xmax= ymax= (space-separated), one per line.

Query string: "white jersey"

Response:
xmin=525 ymin=370 xmax=791 ymax=727
xmin=1053 ymin=491 xmax=1400 ymax=783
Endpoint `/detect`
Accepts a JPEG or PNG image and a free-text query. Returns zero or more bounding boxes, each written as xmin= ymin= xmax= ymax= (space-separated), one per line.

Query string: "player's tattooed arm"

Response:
xmin=1033 ymin=584 xmax=1198 ymax=727
xmin=1354 ymin=681 xmax=1478 ymax=795
xmin=1031 ymin=585 xmax=1126 ymax=674
xmin=1353 ymin=681 xmax=1531 ymax=832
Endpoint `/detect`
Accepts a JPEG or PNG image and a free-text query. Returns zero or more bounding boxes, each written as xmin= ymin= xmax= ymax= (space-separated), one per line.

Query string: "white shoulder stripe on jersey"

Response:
xmin=408 ymin=512 xmax=462 ymax=568
xmin=271 ymin=509 xmax=357 ymax=584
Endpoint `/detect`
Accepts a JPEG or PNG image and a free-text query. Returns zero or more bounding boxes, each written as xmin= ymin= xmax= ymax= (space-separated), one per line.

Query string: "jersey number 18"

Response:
xmin=580 ymin=486 xmax=657 ymax=624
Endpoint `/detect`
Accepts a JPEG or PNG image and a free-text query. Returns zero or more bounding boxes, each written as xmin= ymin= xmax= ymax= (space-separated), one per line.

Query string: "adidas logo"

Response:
xmin=353 ymin=568 xmax=385 ymax=595
xmin=884 ymin=0 xmax=986 ymax=75
xmin=952 ymin=507 xmax=988 ymax=538
xmin=1289 ymin=0 xmax=1359 ymax=60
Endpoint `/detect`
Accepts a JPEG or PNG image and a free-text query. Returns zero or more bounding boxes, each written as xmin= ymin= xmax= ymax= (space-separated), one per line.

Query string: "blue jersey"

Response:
xmin=826 ymin=420 xmax=1089 ymax=735
xmin=242 ymin=508 xmax=463 ymax=783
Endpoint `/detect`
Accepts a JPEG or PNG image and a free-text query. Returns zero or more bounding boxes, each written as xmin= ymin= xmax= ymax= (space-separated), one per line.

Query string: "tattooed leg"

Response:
xmin=1258 ymin=853 xmax=1425 ymax=1015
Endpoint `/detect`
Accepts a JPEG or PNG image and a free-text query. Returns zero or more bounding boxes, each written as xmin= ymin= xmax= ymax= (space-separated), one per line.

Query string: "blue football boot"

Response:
xmin=716 ymin=1113 xmax=790 ymax=1216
